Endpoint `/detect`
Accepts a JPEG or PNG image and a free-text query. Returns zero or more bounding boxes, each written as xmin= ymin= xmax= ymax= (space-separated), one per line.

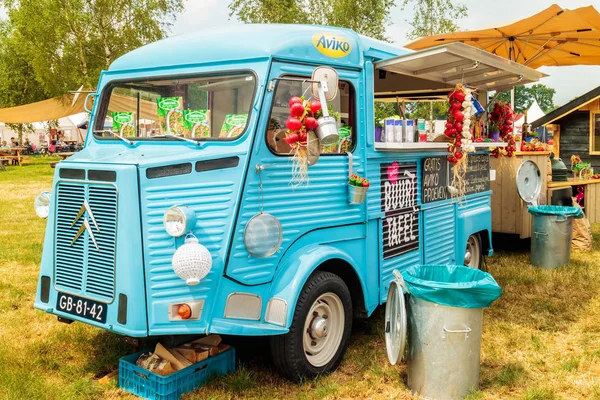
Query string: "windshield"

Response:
xmin=94 ymin=72 xmax=256 ymax=140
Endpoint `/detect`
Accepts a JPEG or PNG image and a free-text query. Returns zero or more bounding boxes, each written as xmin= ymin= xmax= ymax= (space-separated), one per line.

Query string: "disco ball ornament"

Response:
xmin=172 ymin=234 xmax=212 ymax=285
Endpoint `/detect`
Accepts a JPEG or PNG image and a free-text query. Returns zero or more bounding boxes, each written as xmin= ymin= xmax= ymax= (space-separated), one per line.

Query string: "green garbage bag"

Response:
xmin=401 ymin=265 xmax=502 ymax=308
xmin=528 ymin=205 xmax=583 ymax=218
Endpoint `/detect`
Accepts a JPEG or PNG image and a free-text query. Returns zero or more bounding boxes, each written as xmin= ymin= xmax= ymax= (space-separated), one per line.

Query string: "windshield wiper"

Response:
xmin=152 ymin=134 xmax=203 ymax=147
xmin=93 ymin=130 xmax=135 ymax=146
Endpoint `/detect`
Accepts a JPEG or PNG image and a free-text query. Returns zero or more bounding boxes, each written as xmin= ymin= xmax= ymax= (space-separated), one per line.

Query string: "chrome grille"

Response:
xmin=54 ymin=181 xmax=117 ymax=302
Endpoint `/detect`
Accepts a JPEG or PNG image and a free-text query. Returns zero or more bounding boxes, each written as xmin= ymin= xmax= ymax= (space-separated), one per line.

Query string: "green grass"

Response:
xmin=1 ymin=156 xmax=600 ymax=399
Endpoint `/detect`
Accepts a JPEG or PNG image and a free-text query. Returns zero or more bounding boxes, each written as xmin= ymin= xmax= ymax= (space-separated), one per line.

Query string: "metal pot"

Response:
xmin=348 ymin=184 xmax=368 ymax=205
xmin=316 ymin=116 xmax=339 ymax=145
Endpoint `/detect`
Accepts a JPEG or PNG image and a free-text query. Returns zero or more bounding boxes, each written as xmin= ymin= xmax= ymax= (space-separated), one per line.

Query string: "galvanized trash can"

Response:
xmin=515 ymin=160 xmax=583 ymax=269
xmin=385 ymin=266 xmax=502 ymax=400
xmin=529 ymin=205 xmax=582 ymax=268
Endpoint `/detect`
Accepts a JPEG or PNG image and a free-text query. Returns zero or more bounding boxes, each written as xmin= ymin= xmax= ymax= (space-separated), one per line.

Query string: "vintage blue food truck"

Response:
xmin=33 ymin=25 xmax=542 ymax=379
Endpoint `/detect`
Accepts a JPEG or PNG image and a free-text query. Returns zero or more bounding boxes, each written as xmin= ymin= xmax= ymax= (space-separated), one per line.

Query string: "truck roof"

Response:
xmin=109 ymin=24 xmax=411 ymax=72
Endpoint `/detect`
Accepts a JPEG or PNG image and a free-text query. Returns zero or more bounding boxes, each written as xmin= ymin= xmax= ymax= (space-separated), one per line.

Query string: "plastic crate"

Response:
xmin=119 ymin=348 xmax=235 ymax=400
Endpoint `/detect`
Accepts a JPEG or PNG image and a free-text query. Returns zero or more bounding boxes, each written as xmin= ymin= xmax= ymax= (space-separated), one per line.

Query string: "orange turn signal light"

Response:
xmin=177 ymin=303 xmax=192 ymax=319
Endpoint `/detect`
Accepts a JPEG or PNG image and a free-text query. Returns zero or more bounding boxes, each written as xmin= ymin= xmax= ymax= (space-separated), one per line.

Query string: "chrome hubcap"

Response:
xmin=309 ymin=315 xmax=328 ymax=339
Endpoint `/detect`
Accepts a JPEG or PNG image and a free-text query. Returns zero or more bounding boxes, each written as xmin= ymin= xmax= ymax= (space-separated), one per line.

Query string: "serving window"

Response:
xmin=266 ymin=76 xmax=356 ymax=155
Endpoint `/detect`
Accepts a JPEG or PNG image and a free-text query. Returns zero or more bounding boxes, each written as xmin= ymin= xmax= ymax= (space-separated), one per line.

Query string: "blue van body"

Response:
xmin=34 ymin=25 xmax=493 ymax=339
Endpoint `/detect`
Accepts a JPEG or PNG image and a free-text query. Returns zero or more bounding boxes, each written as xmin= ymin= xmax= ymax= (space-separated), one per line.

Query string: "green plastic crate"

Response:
xmin=119 ymin=348 xmax=235 ymax=400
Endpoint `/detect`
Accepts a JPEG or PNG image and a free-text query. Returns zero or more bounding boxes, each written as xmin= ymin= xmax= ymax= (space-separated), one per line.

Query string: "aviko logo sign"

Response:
xmin=70 ymin=200 xmax=101 ymax=251
xmin=312 ymin=33 xmax=352 ymax=58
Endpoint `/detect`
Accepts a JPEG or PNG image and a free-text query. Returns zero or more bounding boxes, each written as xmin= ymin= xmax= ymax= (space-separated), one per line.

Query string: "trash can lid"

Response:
xmin=385 ymin=275 xmax=407 ymax=366
xmin=516 ymin=160 xmax=542 ymax=206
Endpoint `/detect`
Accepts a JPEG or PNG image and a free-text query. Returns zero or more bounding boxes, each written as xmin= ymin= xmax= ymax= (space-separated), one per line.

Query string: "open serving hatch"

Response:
xmin=373 ymin=42 xmax=545 ymax=151
xmin=375 ymin=42 xmax=545 ymax=96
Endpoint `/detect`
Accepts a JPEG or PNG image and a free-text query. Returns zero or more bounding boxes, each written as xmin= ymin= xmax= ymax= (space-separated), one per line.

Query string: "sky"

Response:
xmin=171 ymin=0 xmax=600 ymax=107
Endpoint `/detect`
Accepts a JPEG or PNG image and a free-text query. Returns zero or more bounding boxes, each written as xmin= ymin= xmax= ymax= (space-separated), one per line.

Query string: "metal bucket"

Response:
xmin=407 ymin=296 xmax=483 ymax=400
xmin=348 ymin=184 xmax=367 ymax=205
xmin=316 ymin=116 xmax=339 ymax=145
xmin=531 ymin=213 xmax=574 ymax=268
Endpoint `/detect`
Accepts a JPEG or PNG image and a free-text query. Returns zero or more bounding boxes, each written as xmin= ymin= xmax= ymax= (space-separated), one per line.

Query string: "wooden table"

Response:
xmin=0 ymin=147 xmax=26 ymax=166
xmin=55 ymin=152 xmax=75 ymax=160
xmin=548 ymin=178 xmax=600 ymax=224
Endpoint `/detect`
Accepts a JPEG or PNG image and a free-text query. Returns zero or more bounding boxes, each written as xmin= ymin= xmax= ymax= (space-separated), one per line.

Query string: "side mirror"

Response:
xmin=312 ymin=67 xmax=340 ymax=146
xmin=311 ymin=66 xmax=338 ymax=101
xmin=84 ymin=93 xmax=97 ymax=114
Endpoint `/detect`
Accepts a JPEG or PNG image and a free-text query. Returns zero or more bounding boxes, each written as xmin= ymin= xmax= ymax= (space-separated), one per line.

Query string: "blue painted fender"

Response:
xmin=269 ymin=242 xmax=367 ymax=329
xmin=455 ymin=195 xmax=493 ymax=259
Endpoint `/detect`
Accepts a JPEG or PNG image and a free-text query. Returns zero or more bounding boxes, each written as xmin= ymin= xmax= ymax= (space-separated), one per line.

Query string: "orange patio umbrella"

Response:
xmin=405 ymin=4 xmax=600 ymax=69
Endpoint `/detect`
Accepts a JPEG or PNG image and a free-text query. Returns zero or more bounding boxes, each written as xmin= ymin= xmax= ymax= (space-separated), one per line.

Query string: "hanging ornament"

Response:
xmin=171 ymin=233 xmax=212 ymax=285
xmin=284 ymin=95 xmax=322 ymax=187
xmin=444 ymin=84 xmax=475 ymax=165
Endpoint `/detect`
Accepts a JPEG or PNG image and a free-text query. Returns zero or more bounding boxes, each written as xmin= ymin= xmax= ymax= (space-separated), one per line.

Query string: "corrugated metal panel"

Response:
xmin=142 ymin=180 xmax=235 ymax=300
xmin=226 ymin=156 xmax=364 ymax=285
xmin=85 ymin=186 xmax=117 ymax=299
xmin=54 ymin=182 xmax=117 ymax=302
xmin=458 ymin=195 xmax=489 ymax=213
xmin=423 ymin=204 xmax=456 ymax=265
xmin=380 ymin=249 xmax=421 ymax=302
xmin=55 ymin=184 xmax=85 ymax=292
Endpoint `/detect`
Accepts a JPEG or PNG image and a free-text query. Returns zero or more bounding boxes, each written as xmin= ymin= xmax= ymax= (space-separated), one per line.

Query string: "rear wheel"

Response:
xmin=270 ymin=271 xmax=352 ymax=381
xmin=464 ymin=233 xmax=482 ymax=269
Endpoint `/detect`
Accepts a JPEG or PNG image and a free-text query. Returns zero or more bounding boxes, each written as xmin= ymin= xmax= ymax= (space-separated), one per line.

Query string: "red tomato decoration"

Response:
xmin=290 ymin=102 xmax=305 ymax=118
xmin=288 ymin=96 xmax=302 ymax=107
xmin=286 ymin=117 xmax=302 ymax=131
xmin=445 ymin=122 xmax=453 ymax=129
xmin=304 ymin=116 xmax=318 ymax=130
xmin=310 ymin=101 xmax=322 ymax=114
xmin=454 ymin=91 xmax=466 ymax=102
xmin=284 ymin=133 xmax=299 ymax=145
xmin=454 ymin=122 xmax=463 ymax=132
xmin=453 ymin=110 xmax=464 ymax=122
xmin=299 ymin=131 xmax=308 ymax=142
xmin=451 ymin=101 xmax=462 ymax=110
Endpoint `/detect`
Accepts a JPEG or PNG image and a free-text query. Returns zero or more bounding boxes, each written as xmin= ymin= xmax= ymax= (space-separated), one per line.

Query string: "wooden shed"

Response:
xmin=532 ymin=85 xmax=600 ymax=169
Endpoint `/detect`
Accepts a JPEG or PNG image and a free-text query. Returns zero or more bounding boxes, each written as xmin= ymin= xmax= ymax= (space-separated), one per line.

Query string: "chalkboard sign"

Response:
xmin=421 ymin=154 xmax=491 ymax=202
xmin=422 ymin=156 xmax=449 ymax=204
xmin=380 ymin=161 xmax=419 ymax=259
xmin=458 ymin=153 xmax=490 ymax=196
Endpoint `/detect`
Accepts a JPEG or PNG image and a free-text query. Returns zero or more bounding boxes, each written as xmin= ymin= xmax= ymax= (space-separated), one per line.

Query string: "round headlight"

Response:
xmin=163 ymin=206 xmax=196 ymax=237
xmin=244 ymin=213 xmax=282 ymax=258
xmin=34 ymin=191 xmax=51 ymax=219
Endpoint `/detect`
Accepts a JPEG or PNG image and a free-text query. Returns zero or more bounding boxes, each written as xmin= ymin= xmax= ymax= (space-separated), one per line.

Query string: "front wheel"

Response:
xmin=464 ymin=233 xmax=482 ymax=269
xmin=270 ymin=271 xmax=352 ymax=381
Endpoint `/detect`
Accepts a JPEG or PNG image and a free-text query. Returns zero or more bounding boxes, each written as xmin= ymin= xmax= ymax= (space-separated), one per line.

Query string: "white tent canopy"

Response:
xmin=515 ymin=100 xmax=545 ymax=129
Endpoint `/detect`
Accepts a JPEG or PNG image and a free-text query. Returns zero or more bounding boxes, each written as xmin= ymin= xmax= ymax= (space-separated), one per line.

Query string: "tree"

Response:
xmin=496 ymin=86 xmax=532 ymax=115
xmin=528 ymin=84 xmax=556 ymax=113
xmin=228 ymin=0 xmax=394 ymax=40
xmin=401 ymin=0 xmax=468 ymax=40
xmin=0 ymin=0 xmax=184 ymax=99
xmin=496 ymin=84 xmax=556 ymax=114
xmin=405 ymin=101 xmax=448 ymax=120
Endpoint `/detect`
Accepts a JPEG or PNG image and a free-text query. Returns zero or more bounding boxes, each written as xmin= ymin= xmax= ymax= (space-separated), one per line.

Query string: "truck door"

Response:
xmin=225 ymin=61 xmax=369 ymax=287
